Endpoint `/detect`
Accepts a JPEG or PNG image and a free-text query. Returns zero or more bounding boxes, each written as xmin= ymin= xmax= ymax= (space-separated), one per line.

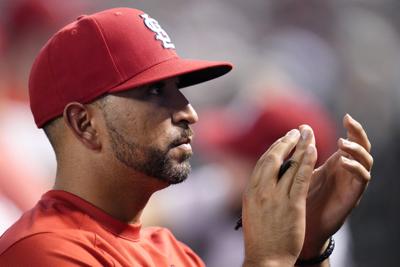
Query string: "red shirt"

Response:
xmin=0 ymin=190 xmax=205 ymax=267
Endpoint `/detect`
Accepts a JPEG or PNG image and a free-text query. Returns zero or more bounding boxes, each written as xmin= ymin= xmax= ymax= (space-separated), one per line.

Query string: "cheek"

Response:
xmin=109 ymin=98 xmax=173 ymax=147
xmin=142 ymin=118 xmax=173 ymax=148
xmin=130 ymin=108 xmax=173 ymax=148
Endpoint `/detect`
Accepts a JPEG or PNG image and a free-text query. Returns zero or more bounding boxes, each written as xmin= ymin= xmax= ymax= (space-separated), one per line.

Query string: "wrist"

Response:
xmin=243 ymin=257 xmax=294 ymax=267
xmin=296 ymin=237 xmax=335 ymax=266
xmin=299 ymin=238 xmax=329 ymax=260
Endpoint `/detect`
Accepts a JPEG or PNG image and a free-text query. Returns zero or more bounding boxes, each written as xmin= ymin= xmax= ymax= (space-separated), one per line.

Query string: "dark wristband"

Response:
xmin=295 ymin=237 xmax=335 ymax=266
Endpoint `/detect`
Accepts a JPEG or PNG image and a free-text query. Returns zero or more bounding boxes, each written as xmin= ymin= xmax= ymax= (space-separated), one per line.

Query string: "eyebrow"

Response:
xmin=150 ymin=81 xmax=166 ymax=89
xmin=149 ymin=78 xmax=180 ymax=89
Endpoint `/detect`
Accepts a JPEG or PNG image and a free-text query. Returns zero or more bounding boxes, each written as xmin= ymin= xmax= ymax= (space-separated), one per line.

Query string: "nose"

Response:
xmin=172 ymin=103 xmax=199 ymax=125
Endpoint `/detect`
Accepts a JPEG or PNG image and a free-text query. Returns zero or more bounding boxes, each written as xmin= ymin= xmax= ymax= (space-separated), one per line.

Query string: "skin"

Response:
xmin=299 ymin=115 xmax=373 ymax=264
xmin=53 ymin=77 xmax=198 ymax=223
xmin=242 ymin=128 xmax=318 ymax=267
xmin=242 ymin=115 xmax=373 ymax=267
xmin=51 ymin=76 xmax=372 ymax=266
xmin=100 ymin=80 xmax=194 ymax=185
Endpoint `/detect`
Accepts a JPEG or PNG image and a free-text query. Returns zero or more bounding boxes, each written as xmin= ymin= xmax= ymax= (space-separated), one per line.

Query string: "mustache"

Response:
xmin=169 ymin=128 xmax=194 ymax=149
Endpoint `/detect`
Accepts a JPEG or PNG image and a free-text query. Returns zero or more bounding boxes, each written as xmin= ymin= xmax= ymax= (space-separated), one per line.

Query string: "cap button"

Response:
xmin=76 ymin=15 xmax=87 ymax=20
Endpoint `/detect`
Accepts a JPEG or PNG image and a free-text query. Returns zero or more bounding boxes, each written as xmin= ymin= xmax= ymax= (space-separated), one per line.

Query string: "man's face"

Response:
xmin=100 ymin=77 xmax=198 ymax=184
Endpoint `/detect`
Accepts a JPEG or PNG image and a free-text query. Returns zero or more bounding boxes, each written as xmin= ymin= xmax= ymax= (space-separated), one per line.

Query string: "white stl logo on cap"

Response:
xmin=140 ymin=14 xmax=175 ymax=49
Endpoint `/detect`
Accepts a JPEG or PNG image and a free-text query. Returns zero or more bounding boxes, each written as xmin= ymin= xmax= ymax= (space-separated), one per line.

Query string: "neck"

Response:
xmin=54 ymin=161 xmax=169 ymax=224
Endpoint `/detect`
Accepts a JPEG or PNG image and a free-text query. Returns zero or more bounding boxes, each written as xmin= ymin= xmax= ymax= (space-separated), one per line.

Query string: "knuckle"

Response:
xmin=254 ymin=188 xmax=270 ymax=204
xmin=253 ymin=186 xmax=283 ymax=205
xmin=289 ymin=160 xmax=300 ymax=170
xmin=294 ymin=172 xmax=309 ymax=187
xmin=262 ymin=153 xmax=280 ymax=165
xmin=280 ymin=136 xmax=291 ymax=144
xmin=254 ymin=194 xmax=266 ymax=205
xmin=281 ymin=135 xmax=297 ymax=145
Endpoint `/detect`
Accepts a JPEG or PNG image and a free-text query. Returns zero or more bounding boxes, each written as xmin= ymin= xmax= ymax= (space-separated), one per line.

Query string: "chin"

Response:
xmin=161 ymin=161 xmax=191 ymax=185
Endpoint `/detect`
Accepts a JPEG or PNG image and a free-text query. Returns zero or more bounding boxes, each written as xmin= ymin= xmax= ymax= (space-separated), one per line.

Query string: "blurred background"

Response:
xmin=0 ymin=0 xmax=399 ymax=266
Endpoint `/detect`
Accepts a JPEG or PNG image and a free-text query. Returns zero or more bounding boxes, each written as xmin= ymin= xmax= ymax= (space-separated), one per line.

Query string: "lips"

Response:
xmin=176 ymin=143 xmax=192 ymax=150
xmin=170 ymin=136 xmax=193 ymax=154
xmin=174 ymin=137 xmax=192 ymax=147
xmin=169 ymin=134 xmax=192 ymax=148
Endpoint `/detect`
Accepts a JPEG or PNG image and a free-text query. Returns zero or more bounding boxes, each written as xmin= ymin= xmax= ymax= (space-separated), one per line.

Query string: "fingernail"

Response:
xmin=346 ymin=114 xmax=353 ymax=120
xmin=301 ymin=129 xmax=310 ymax=140
xmin=342 ymin=139 xmax=352 ymax=146
xmin=287 ymin=129 xmax=300 ymax=137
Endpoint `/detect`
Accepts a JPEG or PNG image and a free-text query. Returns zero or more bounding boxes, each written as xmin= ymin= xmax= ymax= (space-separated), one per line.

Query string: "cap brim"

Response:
xmin=109 ymin=57 xmax=233 ymax=93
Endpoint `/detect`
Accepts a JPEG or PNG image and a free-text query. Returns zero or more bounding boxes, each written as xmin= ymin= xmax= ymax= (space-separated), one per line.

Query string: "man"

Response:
xmin=0 ymin=7 xmax=373 ymax=267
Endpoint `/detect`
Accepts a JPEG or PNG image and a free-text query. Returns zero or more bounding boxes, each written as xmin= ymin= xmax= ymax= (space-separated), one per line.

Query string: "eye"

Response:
xmin=147 ymin=83 xmax=164 ymax=96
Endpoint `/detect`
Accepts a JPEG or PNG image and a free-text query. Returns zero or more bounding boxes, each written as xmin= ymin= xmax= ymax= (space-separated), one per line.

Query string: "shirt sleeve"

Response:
xmin=0 ymin=232 xmax=112 ymax=267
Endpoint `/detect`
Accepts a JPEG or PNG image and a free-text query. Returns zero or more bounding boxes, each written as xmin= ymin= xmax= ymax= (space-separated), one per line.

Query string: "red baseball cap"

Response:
xmin=29 ymin=7 xmax=233 ymax=128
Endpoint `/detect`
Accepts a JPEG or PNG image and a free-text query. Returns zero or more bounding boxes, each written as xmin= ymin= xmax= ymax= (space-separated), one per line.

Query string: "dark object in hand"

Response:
xmin=234 ymin=159 xmax=293 ymax=230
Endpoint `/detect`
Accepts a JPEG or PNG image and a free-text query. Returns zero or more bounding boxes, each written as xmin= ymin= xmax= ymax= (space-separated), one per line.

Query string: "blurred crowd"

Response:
xmin=0 ymin=0 xmax=399 ymax=266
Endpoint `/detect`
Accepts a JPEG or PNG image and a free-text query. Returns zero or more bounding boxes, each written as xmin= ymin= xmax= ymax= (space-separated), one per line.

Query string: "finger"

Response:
xmin=256 ymin=129 xmax=301 ymax=189
xmin=253 ymin=137 xmax=283 ymax=171
xmin=251 ymin=137 xmax=283 ymax=178
xmin=249 ymin=129 xmax=300 ymax=189
xmin=251 ymin=133 xmax=294 ymax=172
xmin=341 ymin=156 xmax=371 ymax=183
xmin=279 ymin=126 xmax=315 ymax=192
xmin=299 ymin=124 xmax=316 ymax=146
xmin=338 ymin=138 xmax=373 ymax=171
xmin=343 ymin=114 xmax=371 ymax=152
xmin=289 ymin=144 xmax=318 ymax=200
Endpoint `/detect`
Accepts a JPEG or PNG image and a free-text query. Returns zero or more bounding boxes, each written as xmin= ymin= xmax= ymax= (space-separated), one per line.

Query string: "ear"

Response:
xmin=63 ymin=102 xmax=102 ymax=151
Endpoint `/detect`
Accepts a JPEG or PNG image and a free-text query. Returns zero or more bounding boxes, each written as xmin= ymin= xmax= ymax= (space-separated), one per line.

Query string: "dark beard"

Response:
xmin=105 ymin=119 xmax=192 ymax=185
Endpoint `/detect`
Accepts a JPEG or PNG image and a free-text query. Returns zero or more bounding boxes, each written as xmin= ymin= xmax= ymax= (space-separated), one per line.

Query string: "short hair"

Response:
xmin=42 ymin=96 xmax=109 ymax=155
xmin=43 ymin=116 xmax=63 ymax=155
